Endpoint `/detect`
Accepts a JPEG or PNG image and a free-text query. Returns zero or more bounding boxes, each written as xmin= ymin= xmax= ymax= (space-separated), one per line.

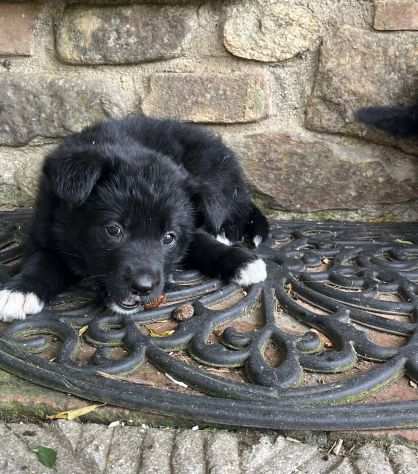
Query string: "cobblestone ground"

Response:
xmin=0 ymin=421 xmax=417 ymax=474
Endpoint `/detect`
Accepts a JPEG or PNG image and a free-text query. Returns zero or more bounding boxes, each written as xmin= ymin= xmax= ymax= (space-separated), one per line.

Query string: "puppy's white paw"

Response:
xmin=0 ymin=289 xmax=44 ymax=322
xmin=216 ymin=233 xmax=232 ymax=246
xmin=253 ymin=235 xmax=263 ymax=248
xmin=233 ymin=258 xmax=267 ymax=287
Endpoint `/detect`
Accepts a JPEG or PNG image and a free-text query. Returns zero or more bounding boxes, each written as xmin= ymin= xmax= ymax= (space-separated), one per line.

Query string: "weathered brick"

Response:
xmin=56 ymin=5 xmax=194 ymax=64
xmin=224 ymin=1 xmax=321 ymax=62
xmin=0 ymin=74 xmax=136 ymax=146
xmin=0 ymin=3 xmax=38 ymax=56
xmin=223 ymin=0 xmax=373 ymax=63
xmin=143 ymin=73 xmax=268 ymax=123
xmin=0 ymin=144 xmax=53 ymax=208
xmin=374 ymin=0 xmax=418 ymax=30
xmin=305 ymin=25 xmax=418 ymax=154
xmin=225 ymin=131 xmax=418 ymax=212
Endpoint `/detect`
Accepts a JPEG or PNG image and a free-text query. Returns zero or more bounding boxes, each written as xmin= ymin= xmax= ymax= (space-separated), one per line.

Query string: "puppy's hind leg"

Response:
xmin=185 ymin=230 xmax=267 ymax=286
xmin=0 ymin=250 xmax=75 ymax=322
xmin=244 ymin=204 xmax=270 ymax=248
xmin=221 ymin=203 xmax=270 ymax=248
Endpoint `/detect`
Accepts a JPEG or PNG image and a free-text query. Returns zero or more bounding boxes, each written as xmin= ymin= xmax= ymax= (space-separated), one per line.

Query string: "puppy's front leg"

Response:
xmin=0 ymin=250 xmax=75 ymax=321
xmin=185 ymin=230 xmax=267 ymax=286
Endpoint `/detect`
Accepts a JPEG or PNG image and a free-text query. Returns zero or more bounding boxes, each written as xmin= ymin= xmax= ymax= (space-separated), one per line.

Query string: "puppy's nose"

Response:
xmin=131 ymin=274 xmax=159 ymax=295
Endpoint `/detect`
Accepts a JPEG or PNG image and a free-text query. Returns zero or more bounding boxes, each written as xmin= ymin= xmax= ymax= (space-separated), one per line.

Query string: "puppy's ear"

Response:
xmin=43 ymin=147 xmax=105 ymax=206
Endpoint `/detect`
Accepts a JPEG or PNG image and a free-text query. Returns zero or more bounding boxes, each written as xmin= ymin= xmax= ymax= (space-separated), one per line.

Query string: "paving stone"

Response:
xmin=353 ymin=445 xmax=394 ymax=474
xmin=54 ymin=420 xmax=82 ymax=451
xmin=297 ymin=453 xmax=347 ymax=473
xmin=105 ymin=425 xmax=145 ymax=474
xmin=0 ymin=423 xmax=45 ymax=474
xmin=77 ymin=423 xmax=114 ymax=473
xmin=139 ymin=428 xmax=175 ymax=474
xmin=0 ymin=4 xmax=38 ymax=56
xmin=0 ymin=74 xmax=135 ymax=146
xmin=57 ymin=5 xmax=194 ymax=64
xmin=331 ymin=458 xmax=356 ymax=474
xmin=1 ymin=421 xmax=418 ymax=474
xmin=206 ymin=431 xmax=241 ymax=474
xmin=305 ymin=25 xmax=418 ymax=155
xmin=374 ymin=0 xmax=418 ymax=31
xmin=387 ymin=443 xmax=418 ymax=474
xmin=142 ymin=73 xmax=268 ymax=123
xmin=171 ymin=429 xmax=206 ymax=474
xmin=241 ymin=435 xmax=317 ymax=474
xmin=10 ymin=422 xmax=88 ymax=474
xmin=241 ymin=435 xmax=285 ymax=473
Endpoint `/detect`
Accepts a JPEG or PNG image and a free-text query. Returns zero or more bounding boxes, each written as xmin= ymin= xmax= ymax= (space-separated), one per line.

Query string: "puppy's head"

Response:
xmin=44 ymin=142 xmax=195 ymax=314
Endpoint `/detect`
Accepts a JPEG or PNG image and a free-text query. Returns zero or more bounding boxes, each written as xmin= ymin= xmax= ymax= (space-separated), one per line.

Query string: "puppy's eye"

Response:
xmin=105 ymin=223 xmax=123 ymax=239
xmin=162 ymin=231 xmax=176 ymax=246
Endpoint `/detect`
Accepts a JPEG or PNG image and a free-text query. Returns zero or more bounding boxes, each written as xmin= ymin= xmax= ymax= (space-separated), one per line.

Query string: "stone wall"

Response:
xmin=0 ymin=0 xmax=417 ymax=221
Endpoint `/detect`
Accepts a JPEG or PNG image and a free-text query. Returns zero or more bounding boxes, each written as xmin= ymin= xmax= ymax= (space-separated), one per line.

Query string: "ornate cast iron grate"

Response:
xmin=1 ymin=210 xmax=418 ymax=431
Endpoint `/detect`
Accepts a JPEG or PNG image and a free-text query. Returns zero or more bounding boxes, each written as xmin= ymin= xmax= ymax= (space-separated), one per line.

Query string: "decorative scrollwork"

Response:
xmin=1 ymin=210 xmax=418 ymax=431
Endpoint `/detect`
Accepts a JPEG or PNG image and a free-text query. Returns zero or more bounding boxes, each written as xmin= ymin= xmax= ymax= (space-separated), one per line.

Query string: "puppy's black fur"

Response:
xmin=0 ymin=116 xmax=269 ymax=319
xmin=356 ymin=104 xmax=418 ymax=137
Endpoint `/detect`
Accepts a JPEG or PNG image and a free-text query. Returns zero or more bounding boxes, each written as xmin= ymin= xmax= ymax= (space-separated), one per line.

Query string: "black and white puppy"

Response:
xmin=0 ymin=116 xmax=269 ymax=321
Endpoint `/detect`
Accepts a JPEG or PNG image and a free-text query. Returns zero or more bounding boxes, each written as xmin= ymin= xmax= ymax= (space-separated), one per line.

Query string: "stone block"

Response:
xmin=305 ymin=26 xmax=418 ymax=154
xmin=0 ymin=74 xmax=135 ymax=146
xmin=224 ymin=0 xmax=321 ymax=62
xmin=226 ymin=131 xmax=418 ymax=212
xmin=374 ymin=0 xmax=418 ymax=30
xmin=0 ymin=4 xmax=38 ymax=56
xmin=143 ymin=73 xmax=268 ymax=123
xmin=0 ymin=144 xmax=53 ymax=208
xmin=57 ymin=5 xmax=194 ymax=64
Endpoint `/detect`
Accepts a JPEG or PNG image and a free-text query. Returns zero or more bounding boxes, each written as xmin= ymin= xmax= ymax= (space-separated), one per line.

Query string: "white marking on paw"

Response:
xmin=233 ymin=259 xmax=267 ymax=287
xmin=216 ymin=233 xmax=232 ymax=246
xmin=108 ymin=302 xmax=142 ymax=315
xmin=0 ymin=290 xmax=44 ymax=322
xmin=253 ymin=235 xmax=263 ymax=248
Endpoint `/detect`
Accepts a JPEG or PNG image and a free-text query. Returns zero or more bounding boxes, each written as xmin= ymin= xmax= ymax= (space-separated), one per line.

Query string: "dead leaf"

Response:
xmin=395 ymin=239 xmax=414 ymax=245
xmin=96 ymin=371 xmax=156 ymax=386
xmin=172 ymin=304 xmax=194 ymax=321
xmin=164 ymin=372 xmax=188 ymax=388
xmin=333 ymin=439 xmax=344 ymax=456
xmin=144 ymin=294 xmax=167 ymax=309
xmin=146 ymin=325 xmax=175 ymax=337
xmin=96 ymin=371 xmax=127 ymax=381
xmin=108 ymin=421 xmax=122 ymax=428
xmin=46 ymin=403 xmax=105 ymax=421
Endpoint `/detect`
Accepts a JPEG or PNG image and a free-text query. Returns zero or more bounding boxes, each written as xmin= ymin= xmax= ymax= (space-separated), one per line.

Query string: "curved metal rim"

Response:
xmin=2 ymin=339 xmax=418 ymax=431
